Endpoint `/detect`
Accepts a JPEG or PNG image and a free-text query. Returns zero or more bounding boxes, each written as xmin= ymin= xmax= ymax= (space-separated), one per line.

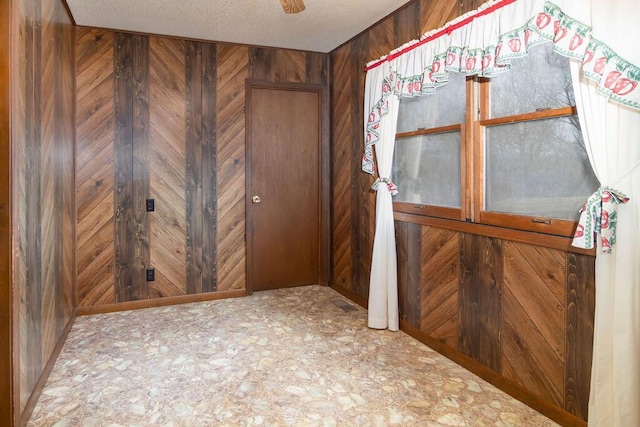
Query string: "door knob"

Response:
xmin=252 ymin=196 xmax=261 ymax=203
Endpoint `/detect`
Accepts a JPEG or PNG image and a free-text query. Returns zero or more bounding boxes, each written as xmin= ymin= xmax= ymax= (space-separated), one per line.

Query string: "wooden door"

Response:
xmin=247 ymin=84 xmax=321 ymax=291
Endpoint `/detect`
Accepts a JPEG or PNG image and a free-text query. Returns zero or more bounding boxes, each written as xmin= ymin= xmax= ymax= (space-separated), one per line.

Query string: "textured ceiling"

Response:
xmin=66 ymin=0 xmax=413 ymax=53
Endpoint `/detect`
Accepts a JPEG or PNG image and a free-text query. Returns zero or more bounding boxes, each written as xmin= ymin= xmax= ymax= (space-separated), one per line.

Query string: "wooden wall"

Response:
xmin=331 ymin=0 xmax=471 ymax=299
xmin=12 ymin=0 xmax=76 ymax=421
xmin=76 ymin=28 xmax=329 ymax=308
xmin=329 ymin=0 xmax=595 ymax=424
xmin=395 ymin=221 xmax=596 ymax=422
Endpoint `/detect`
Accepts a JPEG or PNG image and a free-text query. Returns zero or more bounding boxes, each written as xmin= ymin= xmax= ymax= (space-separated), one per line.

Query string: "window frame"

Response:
xmin=392 ymin=69 xmax=591 ymax=239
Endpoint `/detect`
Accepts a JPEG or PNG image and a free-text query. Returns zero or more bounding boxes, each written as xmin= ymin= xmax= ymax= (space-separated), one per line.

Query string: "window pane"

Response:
xmin=485 ymin=116 xmax=599 ymax=220
xmin=396 ymin=72 xmax=466 ymax=133
xmin=392 ymin=132 xmax=461 ymax=207
xmin=490 ymin=43 xmax=575 ymax=117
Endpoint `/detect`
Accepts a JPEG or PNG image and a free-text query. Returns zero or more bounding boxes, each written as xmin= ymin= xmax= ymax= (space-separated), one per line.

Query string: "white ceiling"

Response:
xmin=66 ymin=0 xmax=413 ymax=53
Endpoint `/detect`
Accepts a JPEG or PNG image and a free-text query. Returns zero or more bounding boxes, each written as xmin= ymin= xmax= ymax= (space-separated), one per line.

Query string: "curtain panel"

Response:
xmin=363 ymin=0 xmax=640 ymax=425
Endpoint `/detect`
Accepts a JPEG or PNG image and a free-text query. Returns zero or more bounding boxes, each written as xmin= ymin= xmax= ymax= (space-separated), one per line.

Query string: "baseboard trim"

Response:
xmin=398 ymin=320 xmax=587 ymax=427
xmin=77 ymin=289 xmax=247 ymax=316
xmin=329 ymin=283 xmax=368 ymax=309
xmin=20 ymin=311 xmax=76 ymax=427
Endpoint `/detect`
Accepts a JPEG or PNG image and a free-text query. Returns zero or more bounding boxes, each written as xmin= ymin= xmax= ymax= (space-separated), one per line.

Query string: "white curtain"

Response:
xmin=365 ymin=63 xmax=400 ymax=331
xmin=568 ymin=3 xmax=640 ymax=425
xmin=363 ymin=0 xmax=640 ymax=423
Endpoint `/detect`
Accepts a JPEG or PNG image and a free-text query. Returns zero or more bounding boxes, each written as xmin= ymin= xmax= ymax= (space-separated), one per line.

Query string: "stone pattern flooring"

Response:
xmin=29 ymin=286 xmax=557 ymax=426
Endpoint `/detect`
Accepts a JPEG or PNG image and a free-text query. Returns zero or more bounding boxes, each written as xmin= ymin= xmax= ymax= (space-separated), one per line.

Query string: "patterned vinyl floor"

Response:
xmin=28 ymin=285 xmax=557 ymax=426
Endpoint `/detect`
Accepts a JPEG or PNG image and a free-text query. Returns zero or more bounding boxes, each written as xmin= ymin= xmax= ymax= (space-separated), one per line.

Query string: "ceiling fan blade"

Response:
xmin=279 ymin=0 xmax=306 ymax=14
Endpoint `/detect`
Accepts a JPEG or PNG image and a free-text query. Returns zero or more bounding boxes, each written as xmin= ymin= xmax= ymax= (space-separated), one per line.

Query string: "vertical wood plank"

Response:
xmin=306 ymin=51 xmax=327 ymax=85
xmin=132 ymin=34 xmax=150 ymax=300
xmin=249 ymin=47 xmax=274 ymax=81
xmin=405 ymin=222 xmax=422 ymax=327
xmin=419 ymin=0 xmax=459 ymax=35
xmin=185 ymin=41 xmax=203 ymax=294
xmin=565 ymin=253 xmax=595 ymax=420
xmin=25 ymin=0 xmax=43 ymax=395
xmin=113 ymin=32 xmax=134 ymax=302
xmin=396 ymin=222 xmax=408 ymax=322
xmin=394 ymin=2 xmax=420 ymax=47
xmin=0 ymin=0 xmax=13 ymax=420
xmin=459 ymin=233 xmax=502 ymax=372
xmin=201 ymin=42 xmax=217 ymax=292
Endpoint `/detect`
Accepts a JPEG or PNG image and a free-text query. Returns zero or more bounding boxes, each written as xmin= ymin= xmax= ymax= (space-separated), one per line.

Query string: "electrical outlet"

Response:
xmin=146 ymin=198 xmax=155 ymax=212
xmin=146 ymin=268 xmax=155 ymax=281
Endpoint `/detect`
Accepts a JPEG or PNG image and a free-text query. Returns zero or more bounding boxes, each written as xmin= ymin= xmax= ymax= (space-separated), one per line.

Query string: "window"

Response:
xmin=392 ymin=43 xmax=599 ymax=237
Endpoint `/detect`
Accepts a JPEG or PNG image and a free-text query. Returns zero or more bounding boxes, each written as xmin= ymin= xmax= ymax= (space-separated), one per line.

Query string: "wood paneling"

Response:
xmin=391 ymin=218 xmax=594 ymax=424
xmin=329 ymin=42 xmax=354 ymax=292
xmin=329 ymin=0 xmax=593 ymax=423
xmin=459 ymin=234 xmax=502 ymax=371
xmin=421 ymin=226 xmax=459 ymax=349
xmin=76 ymin=31 xmax=329 ymax=304
xmin=13 ymin=0 xmax=76 ymax=420
xmin=502 ymin=242 xmax=565 ymax=406
xmin=565 ymin=253 xmax=595 ymax=419
xmin=149 ymin=36 xmax=188 ymax=298
xmin=0 ymin=0 xmax=13 ymax=422
xmin=76 ymin=28 xmax=115 ymax=306
xmin=216 ymin=44 xmax=248 ymax=291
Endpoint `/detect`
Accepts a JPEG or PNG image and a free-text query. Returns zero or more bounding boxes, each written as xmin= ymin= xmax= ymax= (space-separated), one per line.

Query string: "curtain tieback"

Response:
xmin=571 ymin=185 xmax=629 ymax=253
xmin=371 ymin=177 xmax=398 ymax=195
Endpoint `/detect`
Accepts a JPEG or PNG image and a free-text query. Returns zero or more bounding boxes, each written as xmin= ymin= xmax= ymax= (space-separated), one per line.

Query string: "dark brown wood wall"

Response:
xmin=329 ymin=0 xmax=595 ymax=424
xmin=12 ymin=0 xmax=76 ymax=419
xmin=330 ymin=0 xmax=466 ymax=300
xmin=395 ymin=223 xmax=595 ymax=421
xmin=0 ymin=0 xmax=12 ymax=423
xmin=76 ymin=28 xmax=329 ymax=307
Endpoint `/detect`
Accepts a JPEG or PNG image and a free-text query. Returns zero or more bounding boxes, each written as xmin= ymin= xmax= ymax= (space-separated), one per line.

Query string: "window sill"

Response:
xmin=393 ymin=211 xmax=596 ymax=257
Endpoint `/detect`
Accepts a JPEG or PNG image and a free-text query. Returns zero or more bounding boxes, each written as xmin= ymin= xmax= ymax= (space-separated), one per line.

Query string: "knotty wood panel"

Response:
xmin=15 ymin=0 xmax=75 ymax=418
xmin=565 ymin=253 xmax=595 ymax=419
xmin=216 ymin=44 xmax=248 ymax=291
xmin=113 ymin=33 xmax=134 ymax=303
xmin=132 ymin=35 xmax=150 ymax=300
xmin=201 ymin=43 xmax=218 ymax=293
xmin=459 ymin=234 xmax=502 ymax=372
xmin=421 ymin=226 xmax=459 ymax=349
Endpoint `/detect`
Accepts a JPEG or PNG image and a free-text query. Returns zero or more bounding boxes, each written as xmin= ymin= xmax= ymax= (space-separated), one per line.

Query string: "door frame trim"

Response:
xmin=245 ymin=80 xmax=330 ymax=294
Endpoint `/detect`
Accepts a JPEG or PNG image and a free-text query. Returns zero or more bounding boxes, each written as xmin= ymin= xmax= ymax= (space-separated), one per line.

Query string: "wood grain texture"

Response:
xmin=419 ymin=0 xmax=459 ymax=35
xmin=0 ymin=0 xmax=13 ymax=421
xmin=502 ymin=241 xmax=566 ymax=407
xmin=459 ymin=234 xmax=502 ymax=372
xmin=421 ymin=226 xmax=459 ymax=349
xmin=216 ymin=44 xmax=248 ymax=291
xmin=131 ymin=35 xmax=150 ymax=301
xmin=148 ymin=37 xmax=188 ymax=298
xmin=565 ymin=253 xmax=595 ymax=419
xmin=114 ymin=32 xmax=135 ymax=302
xmin=15 ymin=0 xmax=76 ymax=419
xmin=396 ymin=222 xmax=421 ymax=327
xmin=201 ymin=43 xmax=218 ymax=293
xmin=394 ymin=2 xmax=420 ymax=48
xmin=329 ymin=42 xmax=354 ymax=292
